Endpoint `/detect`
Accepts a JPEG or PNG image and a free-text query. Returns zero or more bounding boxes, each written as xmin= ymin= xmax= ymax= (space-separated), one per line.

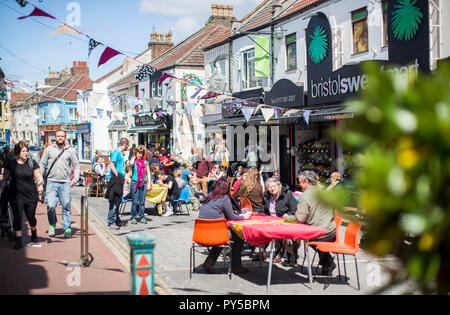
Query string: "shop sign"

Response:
xmin=306 ymin=3 xmax=430 ymax=106
xmin=264 ymin=79 xmax=304 ymax=109
xmin=135 ymin=114 xmax=162 ymax=127
xmin=76 ymin=123 xmax=90 ymax=134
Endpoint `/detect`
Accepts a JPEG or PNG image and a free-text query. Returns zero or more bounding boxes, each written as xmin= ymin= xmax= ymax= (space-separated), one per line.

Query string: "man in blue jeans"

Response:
xmin=106 ymin=137 xmax=129 ymax=229
xmin=40 ymin=130 xmax=80 ymax=238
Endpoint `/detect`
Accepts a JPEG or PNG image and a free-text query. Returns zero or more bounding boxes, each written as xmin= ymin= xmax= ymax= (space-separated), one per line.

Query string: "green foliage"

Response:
xmin=327 ymin=62 xmax=450 ymax=294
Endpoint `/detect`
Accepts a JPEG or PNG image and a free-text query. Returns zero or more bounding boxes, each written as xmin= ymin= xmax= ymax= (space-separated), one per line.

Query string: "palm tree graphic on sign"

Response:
xmin=392 ymin=0 xmax=423 ymax=41
xmin=308 ymin=26 xmax=328 ymax=64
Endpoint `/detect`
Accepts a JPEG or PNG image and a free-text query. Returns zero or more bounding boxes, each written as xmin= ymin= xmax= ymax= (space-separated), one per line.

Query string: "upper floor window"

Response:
xmin=242 ymin=49 xmax=263 ymax=90
xmin=68 ymin=107 xmax=76 ymax=120
xmin=382 ymin=0 xmax=389 ymax=47
xmin=286 ymin=33 xmax=297 ymax=71
xmin=150 ymin=81 xmax=162 ymax=97
xmin=352 ymin=7 xmax=369 ymax=54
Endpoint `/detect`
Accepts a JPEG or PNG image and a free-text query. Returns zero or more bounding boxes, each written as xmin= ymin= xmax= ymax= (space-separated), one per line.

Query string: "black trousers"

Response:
xmin=207 ymin=230 xmax=244 ymax=268
xmin=309 ymin=232 xmax=337 ymax=267
xmin=11 ymin=200 xmax=38 ymax=232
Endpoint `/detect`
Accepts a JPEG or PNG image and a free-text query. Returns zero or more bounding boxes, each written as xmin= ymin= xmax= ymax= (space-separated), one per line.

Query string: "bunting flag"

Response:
xmin=49 ymin=24 xmax=81 ymax=36
xmin=241 ymin=106 xmax=255 ymax=122
xmin=303 ymin=109 xmax=311 ymax=125
xmin=184 ymin=102 xmax=197 ymax=115
xmin=190 ymin=87 xmax=203 ymax=99
xmin=98 ymin=46 xmax=122 ymax=66
xmin=108 ymin=93 xmax=121 ymax=105
xmin=200 ymin=91 xmax=221 ymax=100
xmin=107 ymin=111 xmax=112 ymax=119
xmin=135 ymin=64 xmax=156 ymax=81
xmin=141 ymin=98 xmax=150 ymax=112
xmin=283 ymin=109 xmax=301 ymax=117
xmin=167 ymin=78 xmax=179 ymax=88
xmin=159 ymin=72 xmax=175 ymax=85
xmin=261 ymin=107 xmax=275 ymax=122
xmin=254 ymin=104 xmax=264 ymax=114
xmin=18 ymin=7 xmax=56 ymax=20
xmin=214 ymin=94 xmax=232 ymax=104
xmin=126 ymin=96 xmax=140 ymax=111
xmin=97 ymin=108 xmax=104 ymax=119
xmin=148 ymin=99 xmax=159 ymax=112
xmin=88 ymin=38 xmax=102 ymax=57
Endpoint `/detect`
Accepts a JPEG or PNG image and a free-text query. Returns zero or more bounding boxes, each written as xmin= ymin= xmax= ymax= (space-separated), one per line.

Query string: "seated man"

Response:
xmin=157 ymin=170 xmax=180 ymax=217
xmin=92 ymin=156 xmax=108 ymax=190
xmin=283 ymin=170 xmax=337 ymax=275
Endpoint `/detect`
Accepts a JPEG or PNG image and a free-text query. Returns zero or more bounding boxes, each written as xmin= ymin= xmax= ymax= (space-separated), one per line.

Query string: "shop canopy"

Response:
xmin=127 ymin=124 xmax=165 ymax=134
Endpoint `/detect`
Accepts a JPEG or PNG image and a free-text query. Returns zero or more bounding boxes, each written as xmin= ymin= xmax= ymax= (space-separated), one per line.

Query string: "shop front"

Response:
xmin=128 ymin=113 xmax=172 ymax=150
xmin=39 ymin=124 xmax=77 ymax=146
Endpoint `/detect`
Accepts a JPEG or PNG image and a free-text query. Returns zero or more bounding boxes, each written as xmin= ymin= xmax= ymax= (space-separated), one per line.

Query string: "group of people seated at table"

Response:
xmin=198 ymin=169 xmax=340 ymax=276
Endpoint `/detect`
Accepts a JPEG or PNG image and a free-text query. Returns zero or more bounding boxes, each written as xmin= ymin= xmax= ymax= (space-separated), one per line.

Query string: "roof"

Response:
xmin=9 ymin=92 xmax=31 ymax=108
xmin=277 ymin=0 xmax=326 ymax=20
xmin=108 ymin=70 xmax=138 ymax=90
xmin=151 ymin=24 xmax=230 ymax=71
xmin=17 ymin=74 xmax=93 ymax=107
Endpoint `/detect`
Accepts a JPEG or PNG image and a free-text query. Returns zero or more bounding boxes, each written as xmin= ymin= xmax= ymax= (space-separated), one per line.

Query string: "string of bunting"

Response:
xmin=14 ymin=1 xmax=311 ymax=122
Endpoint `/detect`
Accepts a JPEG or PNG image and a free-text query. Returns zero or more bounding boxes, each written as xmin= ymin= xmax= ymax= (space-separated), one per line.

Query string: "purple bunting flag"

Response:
xmin=18 ymin=7 xmax=56 ymax=20
xmin=98 ymin=47 xmax=122 ymax=67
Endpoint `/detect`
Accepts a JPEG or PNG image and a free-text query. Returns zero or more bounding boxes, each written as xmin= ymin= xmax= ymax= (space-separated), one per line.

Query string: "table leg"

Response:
xmin=266 ymin=240 xmax=275 ymax=292
xmin=305 ymin=240 xmax=313 ymax=289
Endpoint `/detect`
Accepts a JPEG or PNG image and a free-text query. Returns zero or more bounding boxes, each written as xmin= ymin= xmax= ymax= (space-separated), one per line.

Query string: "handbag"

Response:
xmin=40 ymin=148 xmax=68 ymax=203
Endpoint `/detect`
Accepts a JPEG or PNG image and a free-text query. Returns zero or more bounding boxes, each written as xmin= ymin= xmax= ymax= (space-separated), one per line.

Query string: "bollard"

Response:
xmin=127 ymin=232 xmax=156 ymax=295
xmin=80 ymin=194 xmax=89 ymax=267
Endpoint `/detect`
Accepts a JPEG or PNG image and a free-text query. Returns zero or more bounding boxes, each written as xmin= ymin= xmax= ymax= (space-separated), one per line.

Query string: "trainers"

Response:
xmin=140 ymin=218 xmax=147 ymax=224
xmin=108 ymin=224 xmax=120 ymax=230
xmin=64 ymin=228 xmax=72 ymax=238
xmin=48 ymin=225 xmax=56 ymax=237
xmin=162 ymin=207 xmax=174 ymax=217
xmin=131 ymin=218 xmax=138 ymax=225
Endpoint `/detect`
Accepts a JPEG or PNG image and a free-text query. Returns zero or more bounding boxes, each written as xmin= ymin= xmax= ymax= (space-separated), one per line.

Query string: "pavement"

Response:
xmin=0 ymin=201 xmax=130 ymax=295
xmin=0 ymin=184 xmax=411 ymax=295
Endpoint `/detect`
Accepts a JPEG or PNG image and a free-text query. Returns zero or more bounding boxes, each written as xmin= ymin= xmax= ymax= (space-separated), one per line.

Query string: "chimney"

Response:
xmin=70 ymin=60 xmax=90 ymax=77
xmin=148 ymin=31 xmax=174 ymax=60
xmin=210 ymin=4 xmax=236 ymax=26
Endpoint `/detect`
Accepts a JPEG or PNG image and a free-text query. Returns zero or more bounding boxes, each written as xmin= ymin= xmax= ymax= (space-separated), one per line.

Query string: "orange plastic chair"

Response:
xmin=302 ymin=215 xmax=343 ymax=269
xmin=316 ymin=221 xmax=362 ymax=290
xmin=190 ymin=218 xmax=232 ymax=279
xmin=239 ymin=197 xmax=252 ymax=211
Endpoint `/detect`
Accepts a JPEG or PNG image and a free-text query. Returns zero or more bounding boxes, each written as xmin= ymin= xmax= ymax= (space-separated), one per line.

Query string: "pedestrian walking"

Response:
xmin=0 ymin=141 xmax=44 ymax=249
xmin=105 ymin=137 xmax=129 ymax=230
xmin=129 ymin=145 xmax=152 ymax=224
xmin=39 ymin=130 xmax=80 ymax=238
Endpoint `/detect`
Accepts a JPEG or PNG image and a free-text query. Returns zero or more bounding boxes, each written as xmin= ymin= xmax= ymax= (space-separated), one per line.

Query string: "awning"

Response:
xmin=127 ymin=124 xmax=165 ymax=134
xmin=204 ymin=106 xmax=354 ymax=126
xmin=108 ymin=119 xmax=127 ymax=131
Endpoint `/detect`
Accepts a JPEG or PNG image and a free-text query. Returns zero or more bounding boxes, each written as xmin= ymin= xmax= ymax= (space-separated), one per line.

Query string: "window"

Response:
xmin=68 ymin=107 xmax=76 ymax=120
xmin=352 ymin=7 xmax=369 ymax=54
xmin=41 ymin=109 xmax=46 ymax=122
xmin=382 ymin=1 xmax=388 ymax=47
xmin=150 ymin=81 xmax=162 ymax=97
xmin=242 ymin=49 xmax=263 ymax=90
xmin=285 ymin=33 xmax=297 ymax=71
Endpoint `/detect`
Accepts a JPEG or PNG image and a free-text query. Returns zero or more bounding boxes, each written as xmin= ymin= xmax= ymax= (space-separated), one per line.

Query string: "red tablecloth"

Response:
xmin=229 ymin=214 xmax=326 ymax=246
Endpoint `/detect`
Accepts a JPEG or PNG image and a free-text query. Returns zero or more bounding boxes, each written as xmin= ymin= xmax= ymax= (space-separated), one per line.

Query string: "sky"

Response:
xmin=0 ymin=0 xmax=262 ymax=86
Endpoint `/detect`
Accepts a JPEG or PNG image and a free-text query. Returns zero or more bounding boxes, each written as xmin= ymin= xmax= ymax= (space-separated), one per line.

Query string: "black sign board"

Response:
xmin=264 ymin=79 xmax=304 ymax=108
xmin=388 ymin=0 xmax=430 ymax=72
xmin=135 ymin=114 xmax=163 ymax=127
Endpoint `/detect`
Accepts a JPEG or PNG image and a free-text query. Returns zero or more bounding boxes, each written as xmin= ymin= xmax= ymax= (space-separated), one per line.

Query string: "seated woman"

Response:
xmin=263 ymin=177 xmax=298 ymax=263
xmin=234 ymin=167 xmax=264 ymax=213
xmin=198 ymin=179 xmax=251 ymax=275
